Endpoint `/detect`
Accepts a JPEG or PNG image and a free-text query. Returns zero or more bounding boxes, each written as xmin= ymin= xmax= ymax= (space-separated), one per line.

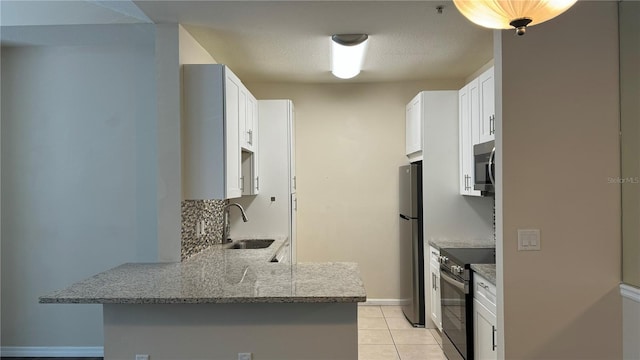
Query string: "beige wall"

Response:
xmin=499 ymin=2 xmax=622 ymax=359
xmin=620 ymin=0 xmax=640 ymax=288
xmin=247 ymin=80 xmax=461 ymax=299
xmin=179 ymin=25 xmax=216 ymax=65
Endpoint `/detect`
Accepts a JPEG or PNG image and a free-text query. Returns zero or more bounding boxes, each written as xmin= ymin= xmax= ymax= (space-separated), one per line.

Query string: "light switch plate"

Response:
xmin=518 ymin=229 xmax=541 ymax=251
xmin=135 ymin=355 xmax=149 ymax=360
xmin=238 ymin=353 xmax=253 ymax=360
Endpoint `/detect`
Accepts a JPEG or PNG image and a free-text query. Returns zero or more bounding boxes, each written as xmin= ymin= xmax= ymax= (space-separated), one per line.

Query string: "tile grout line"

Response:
xmin=382 ymin=309 xmax=402 ymax=360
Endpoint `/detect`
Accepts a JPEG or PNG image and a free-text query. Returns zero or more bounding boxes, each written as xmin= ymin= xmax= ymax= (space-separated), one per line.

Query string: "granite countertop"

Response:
xmin=428 ymin=237 xmax=495 ymax=250
xmin=471 ymin=264 xmax=496 ymax=285
xmin=39 ymin=236 xmax=367 ymax=305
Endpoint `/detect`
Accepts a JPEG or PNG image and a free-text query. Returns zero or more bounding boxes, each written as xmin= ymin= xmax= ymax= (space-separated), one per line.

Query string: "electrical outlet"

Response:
xmin=238 ymin=353 xmax=253 ymax=360
xmin=135 ymin=355 xmax=149 ymax=360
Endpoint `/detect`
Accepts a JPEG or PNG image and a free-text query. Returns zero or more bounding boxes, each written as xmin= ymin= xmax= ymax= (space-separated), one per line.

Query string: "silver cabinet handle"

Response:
xmin=256 ymin=176 xmax=259 ymax=191
xmin=492 ymin=115 xmax=496 ymax=134
xmin=293 ymin=176 xmax=297 ymax=189
xmin=248 ymin=129 xmax=253 ymax=145
xmin=492 ymin=115 xmax=496 ymax=135
xmin=239 ymin=176 xmax=244 ymax=191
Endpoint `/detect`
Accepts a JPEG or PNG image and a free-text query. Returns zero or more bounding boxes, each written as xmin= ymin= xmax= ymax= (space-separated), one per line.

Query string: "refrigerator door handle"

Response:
xmin=399 ymin=214 xmax=412 ymax=221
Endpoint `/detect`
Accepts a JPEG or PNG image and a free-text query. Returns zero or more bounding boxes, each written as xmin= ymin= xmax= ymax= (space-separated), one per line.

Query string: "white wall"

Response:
xmin=499 ymin=2 xmax=622 ymax=358
xmin=155 ymin=23 xmax=182 ymax=262
xmin=1 ymin=24 xmax=157 ymax=348
xmin=247 ymin=80 xmax=464 ymax=300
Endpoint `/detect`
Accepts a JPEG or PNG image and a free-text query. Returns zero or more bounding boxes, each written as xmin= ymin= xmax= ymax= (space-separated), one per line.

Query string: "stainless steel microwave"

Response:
xmin=474 ymin=140 xmax=495 ymax=194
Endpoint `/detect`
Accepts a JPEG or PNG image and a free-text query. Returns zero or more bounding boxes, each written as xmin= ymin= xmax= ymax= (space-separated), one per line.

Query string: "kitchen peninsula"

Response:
xmin=40 ymin=238 xmax=366 ymax=360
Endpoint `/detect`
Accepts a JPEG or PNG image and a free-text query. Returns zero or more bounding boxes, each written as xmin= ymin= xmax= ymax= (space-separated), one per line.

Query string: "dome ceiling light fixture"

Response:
xmin=452 ymin=0 xmax=578 ymax=36
xmin=330 ymin=34 xmax=369 ymax=79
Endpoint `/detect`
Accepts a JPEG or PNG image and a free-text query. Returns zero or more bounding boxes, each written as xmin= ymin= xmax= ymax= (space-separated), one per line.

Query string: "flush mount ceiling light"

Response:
xmin=331 ymin=34 xmax=369 ymax=79
xmin=452 ymin=0 xmax=577 ymax=36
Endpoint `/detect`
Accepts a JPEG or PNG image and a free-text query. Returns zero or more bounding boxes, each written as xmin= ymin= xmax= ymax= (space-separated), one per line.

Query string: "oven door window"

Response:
xmin=441 ymin=270 xmax=468 ymax=359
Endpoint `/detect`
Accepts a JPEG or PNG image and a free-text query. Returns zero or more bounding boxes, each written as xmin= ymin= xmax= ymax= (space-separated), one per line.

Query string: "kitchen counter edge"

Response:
xmin=39 ymin=237 xmax=367 ymax=305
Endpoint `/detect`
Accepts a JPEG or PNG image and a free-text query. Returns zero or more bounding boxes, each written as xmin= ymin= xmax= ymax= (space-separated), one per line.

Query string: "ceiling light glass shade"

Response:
xmin=453 ymin=0 xmax=577 ymax=35
xmin=331 ymin=34 xmax=369 ymax=79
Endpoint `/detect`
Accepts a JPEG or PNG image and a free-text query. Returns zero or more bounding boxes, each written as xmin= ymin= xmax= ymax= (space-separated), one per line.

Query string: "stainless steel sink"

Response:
xmin=226 ymin=239 xmax=275 ymax=249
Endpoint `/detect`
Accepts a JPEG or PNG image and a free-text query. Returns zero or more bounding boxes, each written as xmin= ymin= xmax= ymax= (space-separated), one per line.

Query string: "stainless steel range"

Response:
xmin=439 ymin=247 xmax=495 ymax=360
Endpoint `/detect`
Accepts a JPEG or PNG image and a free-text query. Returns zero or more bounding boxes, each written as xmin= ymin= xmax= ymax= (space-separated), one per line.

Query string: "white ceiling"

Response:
xmin=0 ymin=0 xmax=152 ymax=26
xmin=1 ymin=0 xmax=494 ymax=84
xmin=134 ymin=1 xmax=494 ymax=83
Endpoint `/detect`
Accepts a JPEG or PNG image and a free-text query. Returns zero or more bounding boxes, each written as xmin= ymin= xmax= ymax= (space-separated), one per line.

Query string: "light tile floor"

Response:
xmin=358 ymin=305 xmax=446 ymax=360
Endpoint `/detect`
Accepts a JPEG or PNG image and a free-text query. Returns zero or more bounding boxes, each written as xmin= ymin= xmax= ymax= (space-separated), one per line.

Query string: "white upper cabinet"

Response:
xmin=182 ymin=64 xmax=246 ymax=200
xmin=459 ymin=80 xmax=482 ymax=196
xmin=288 ymin=102 xmax=296 ymax=194
xmin=478 ymin=67 xmax=495 ymax=144
xmin=406 ymin=93 xmax=422 ymax=160
xmin=240 ymin=89 xmax=258 ymax=153
xmin=241 ymin=92 xmax=260 ymax=196
xmin=224 ymin=69 xmax=243 ymax=199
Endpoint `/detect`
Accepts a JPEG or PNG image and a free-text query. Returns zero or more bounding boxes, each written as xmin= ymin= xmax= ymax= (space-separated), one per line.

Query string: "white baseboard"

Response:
xmin=359 ymin=298 xmax=403 ymax=306
xmin=1 ymin=346 xmax=104 ymax=357
xmin=621 ymin=283 xmax=640 ymax=303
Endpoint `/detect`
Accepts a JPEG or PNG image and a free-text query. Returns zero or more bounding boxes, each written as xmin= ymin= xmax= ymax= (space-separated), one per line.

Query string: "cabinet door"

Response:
xmin=224 ymin=69 xmax=242 ymax=199
xmin=240 ymin=87 xmax=257 ymax=153
xmin=478 ymin=67 xmax=495 ymax=144
xmin=430 ymin=261 xmax=442 ymax=331
xmin=459 ymin=82 xmax=482 ymax=196
xmin=288 ymin=102 xmax=297 ymax=193
xmin=250 ymin=94 xmax=259 ymax=194
xmin=474 ymin=299 xmax=497 ymax=360
xmin=239 ymin=87 xmax=248 ymax=151
xmin=405 ymin=94 xmax=422 ymax=156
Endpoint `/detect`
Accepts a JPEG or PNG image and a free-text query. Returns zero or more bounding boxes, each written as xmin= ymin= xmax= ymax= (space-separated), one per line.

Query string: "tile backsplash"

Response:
xmin=181 ymin=199 xmax=227 ymax=260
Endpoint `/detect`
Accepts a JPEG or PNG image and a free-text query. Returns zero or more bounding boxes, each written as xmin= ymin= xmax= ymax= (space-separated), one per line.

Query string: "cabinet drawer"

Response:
xmin=474 ymin=273 xmax=496 ymax=314
xmin=429 ymin=247 xmax=440 ymax=266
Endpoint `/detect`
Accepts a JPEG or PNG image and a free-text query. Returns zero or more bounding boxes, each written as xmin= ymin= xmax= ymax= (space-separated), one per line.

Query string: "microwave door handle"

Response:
xmin=488 ymin=146 xmax=496 ymax=186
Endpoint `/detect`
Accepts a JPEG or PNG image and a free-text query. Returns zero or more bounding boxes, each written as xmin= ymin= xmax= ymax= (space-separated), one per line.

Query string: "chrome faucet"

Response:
xmin=222 ymin=203 xmax=248 ymax=244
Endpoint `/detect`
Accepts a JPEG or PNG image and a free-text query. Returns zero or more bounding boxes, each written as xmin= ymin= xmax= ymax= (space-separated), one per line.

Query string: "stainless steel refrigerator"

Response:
xmin=399 ymin=162 xmax=424 ymax=327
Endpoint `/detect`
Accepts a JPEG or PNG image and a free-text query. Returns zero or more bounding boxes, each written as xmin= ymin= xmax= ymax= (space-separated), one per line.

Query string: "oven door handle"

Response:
xmin=441 ymin=270 xmax=467 ymax=294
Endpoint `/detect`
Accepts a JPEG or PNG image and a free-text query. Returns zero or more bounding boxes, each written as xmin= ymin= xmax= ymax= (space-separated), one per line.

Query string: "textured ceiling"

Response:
xmin=135 ymin=1 xmax=493 ymax=83
xmin=1 ymin=0 xmax=494 ymax=83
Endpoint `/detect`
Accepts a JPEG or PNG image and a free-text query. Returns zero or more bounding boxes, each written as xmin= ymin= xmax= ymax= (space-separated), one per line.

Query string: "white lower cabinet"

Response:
xmin=474 ymin=273 xmax=497 ymax=360
xmin=428 ymin=246 xmax=442 ymax=331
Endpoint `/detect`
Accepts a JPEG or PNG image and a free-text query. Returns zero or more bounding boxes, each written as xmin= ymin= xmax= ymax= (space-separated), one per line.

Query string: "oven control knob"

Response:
xmin=439 ymin=256 xmax=448 ymax=264
xmin=451 ymin=265 xmax=464 ymax=274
